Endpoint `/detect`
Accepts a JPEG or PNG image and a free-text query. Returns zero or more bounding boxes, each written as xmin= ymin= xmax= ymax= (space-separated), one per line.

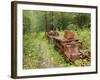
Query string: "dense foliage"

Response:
xmin=23 ymin=10 xmax=91 ymax=69
xmin=23 ymin=11 xmax=91 ymax=33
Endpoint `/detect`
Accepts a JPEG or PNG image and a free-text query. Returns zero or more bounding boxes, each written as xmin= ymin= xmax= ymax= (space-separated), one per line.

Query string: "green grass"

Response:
xmin=23 ymin=29 xmax=91 ymax=69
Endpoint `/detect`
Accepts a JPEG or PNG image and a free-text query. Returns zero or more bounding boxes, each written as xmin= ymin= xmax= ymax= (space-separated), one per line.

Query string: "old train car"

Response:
xmin=53 ymin=37 xmax=81 ymax=61
xmin=46 ymin=31 xmax=81 ymax=62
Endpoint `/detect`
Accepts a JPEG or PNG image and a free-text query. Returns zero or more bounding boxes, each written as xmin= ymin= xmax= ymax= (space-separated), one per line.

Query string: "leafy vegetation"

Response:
xmin=23 ymin=10 xmax=91 ymax=69
xmin=23 ymin=31 xmax=90 ymax=69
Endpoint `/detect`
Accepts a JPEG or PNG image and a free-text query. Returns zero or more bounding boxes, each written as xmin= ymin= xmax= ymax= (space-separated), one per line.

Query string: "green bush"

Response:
xmin=75 ymin=28 xmax=90 ymax=50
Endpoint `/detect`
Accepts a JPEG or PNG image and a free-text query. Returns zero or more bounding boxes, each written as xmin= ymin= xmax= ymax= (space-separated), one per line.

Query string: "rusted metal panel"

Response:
xmin=64 ymin=31 xmax=75 ymax=40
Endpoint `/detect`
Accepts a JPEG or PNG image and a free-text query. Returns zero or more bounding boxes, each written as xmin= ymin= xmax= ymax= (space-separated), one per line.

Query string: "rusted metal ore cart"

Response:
xmin=46 ymin=31 xmax=82 ymax=62
xmin=53 ymin=37 xmax=81 ymax=61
